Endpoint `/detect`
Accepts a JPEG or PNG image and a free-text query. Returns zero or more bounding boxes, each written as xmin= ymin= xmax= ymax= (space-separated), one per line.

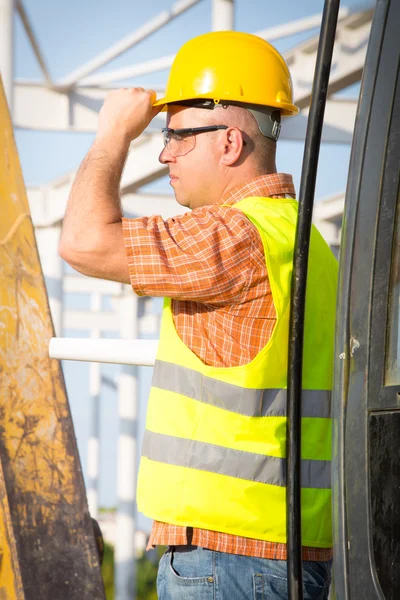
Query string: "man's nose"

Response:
xmin=159 ymin=145 xmax=175 ymax=164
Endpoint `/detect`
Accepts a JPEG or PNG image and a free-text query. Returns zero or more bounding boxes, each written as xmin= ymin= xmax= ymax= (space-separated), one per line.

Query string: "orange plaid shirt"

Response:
xmin=122 ymin=173 xmax=332 ymax=561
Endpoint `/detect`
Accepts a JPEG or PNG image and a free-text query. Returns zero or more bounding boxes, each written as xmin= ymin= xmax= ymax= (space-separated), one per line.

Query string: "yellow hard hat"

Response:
xmin=154 ymin=31 xmax=299 ymax=116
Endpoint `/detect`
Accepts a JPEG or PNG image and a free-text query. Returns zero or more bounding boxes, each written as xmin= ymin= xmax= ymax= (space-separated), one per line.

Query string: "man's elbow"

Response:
xmin=58 ymin=222 xmax=129 ymax=283
xmin=58 ymin=232 xmax=72 ymax=262
xmin=58 ymin=234 xmax=96 ymax=276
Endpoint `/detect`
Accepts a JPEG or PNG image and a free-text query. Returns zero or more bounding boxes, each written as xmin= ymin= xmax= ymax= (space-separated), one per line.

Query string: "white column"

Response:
xmin=212 ymin=0 xmax=234 ymax=30
xmin=0 ymin=0 xmax=15 ymax=111
xmin=115 ymin=290 xmax=139 ymax=600
xmin=87 ymin=293 xmax=101 ymax=519
xmin=35 ymin=225 xmax=64 ymax=337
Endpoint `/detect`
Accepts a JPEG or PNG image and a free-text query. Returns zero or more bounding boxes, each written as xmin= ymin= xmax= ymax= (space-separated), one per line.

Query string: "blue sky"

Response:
xmin=12 ymin=0 xmax=372 ymax=520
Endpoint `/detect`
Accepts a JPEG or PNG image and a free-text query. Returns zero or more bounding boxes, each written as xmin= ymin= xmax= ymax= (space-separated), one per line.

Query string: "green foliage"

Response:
xmin=101 ymin=542 xmax=115 ymax=600
xmin=136 ymin=551 xmax=159 ymax=600
xmin=101 ymin=542 xmax=166 ymax=600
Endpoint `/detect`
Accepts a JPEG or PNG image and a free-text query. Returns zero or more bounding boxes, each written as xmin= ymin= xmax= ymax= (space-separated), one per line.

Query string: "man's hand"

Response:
xmin=96 ymin=87 xmax=162 ymax=147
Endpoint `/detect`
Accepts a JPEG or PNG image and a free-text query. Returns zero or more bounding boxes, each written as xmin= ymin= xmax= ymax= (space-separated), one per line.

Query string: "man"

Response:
xmin=60 ymin=31 xmax=337 ymax=599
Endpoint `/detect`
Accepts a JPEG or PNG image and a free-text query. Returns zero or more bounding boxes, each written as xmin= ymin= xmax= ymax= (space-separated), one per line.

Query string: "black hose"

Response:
xmin=286 ymin=1 xmax=341 ymax=598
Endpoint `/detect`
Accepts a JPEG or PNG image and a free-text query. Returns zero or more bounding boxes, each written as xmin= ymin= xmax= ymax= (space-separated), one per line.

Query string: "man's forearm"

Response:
xmin=60 ymin=136 xmax=129 ymax=252
xmin=58 ymin=87 xmax=159 ymax=281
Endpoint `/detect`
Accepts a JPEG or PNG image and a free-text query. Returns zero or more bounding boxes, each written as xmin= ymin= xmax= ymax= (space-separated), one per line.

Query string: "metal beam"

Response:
xmin=79 ymin=55 xmax=175 ymax=88
xmin=63 ymin=309 xmax=158 ymax=335
xmin=13 ymin=81 xmax=166 ymax=131
xmin=63 ymin=275 xmax=124 ymax=295
xmin=101 ymin=375 xmax=118 ymax=390
xmin=87 ymin=293 xmax=101 ymax=520
xmin=27 ymin=137 xmax=168 ymax=227
xmin=64 ymin=310 xmax=120 ymax=332
xmin=0 ymin=0 xmax=15 ymax=111
xmin=16 ymin=0 xmax=53 ymax=85
xmin=313 ymin=192 xmax=345 ymax=223
xmin=287 ymin=9 xmax=373 ymax=109
xmin=14 ymin=82 xmax=114 ymax=132
xmin=254 ymin=7 xmax=349 ymax=41
xmin=68 ymin=8 xmax=349 ymax=89
xmin=121 ymin=134 xmax=168 ymax=192
xmin=15 ymin=80 xmax=357 ymax=145
xmin=21 ymin=8 xmax=371 ymax=238
xmin=313 ymin=192 xmax=345 ymax=250
xmin=212 ymin=0 xmax=234 ymax=31
xmin=29 ymin=185 xmax=180 ymax=228
xmin=115 ymin=293 xmax=138 ymax=600
xmin=13 ymin=10 xmax=370 ymax=135
xmin=282 ymin=98 xmax=357 ymax=145
xmin=122 ymin=192 xmax=187 ymax=219
xmin=58 ymin=0 xmax=203 ymax=88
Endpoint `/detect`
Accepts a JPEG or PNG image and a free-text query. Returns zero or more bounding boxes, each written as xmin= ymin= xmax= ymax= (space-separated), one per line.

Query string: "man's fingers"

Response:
xmin=98 ymin=87 xmax=162 ymax=143
xmin=147 ymin=89 xmax=157 ymax=104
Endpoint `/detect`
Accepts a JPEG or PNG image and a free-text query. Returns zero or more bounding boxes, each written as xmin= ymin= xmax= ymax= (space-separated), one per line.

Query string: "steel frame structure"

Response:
xmin=0 ymin=1 xmax=373 ymax=598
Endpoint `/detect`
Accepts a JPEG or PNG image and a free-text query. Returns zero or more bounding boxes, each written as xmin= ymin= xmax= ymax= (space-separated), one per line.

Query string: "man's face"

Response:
xmin=158 ymin=106 xmax=223 ymax=210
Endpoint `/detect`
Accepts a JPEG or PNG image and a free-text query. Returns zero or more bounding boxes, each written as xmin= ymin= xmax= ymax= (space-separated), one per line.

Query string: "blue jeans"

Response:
xmin=157 ymin=545 xmax=332 ymax=600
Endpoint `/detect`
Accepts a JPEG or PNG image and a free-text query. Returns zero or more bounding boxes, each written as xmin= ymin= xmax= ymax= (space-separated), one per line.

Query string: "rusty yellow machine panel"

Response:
xmin=0 ymin=79 xmax=105 ymax=598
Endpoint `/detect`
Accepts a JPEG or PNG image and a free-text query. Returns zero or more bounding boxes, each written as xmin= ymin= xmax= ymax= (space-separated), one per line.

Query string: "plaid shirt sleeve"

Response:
xmin=122 ymin=204 xmax=263 ymax=305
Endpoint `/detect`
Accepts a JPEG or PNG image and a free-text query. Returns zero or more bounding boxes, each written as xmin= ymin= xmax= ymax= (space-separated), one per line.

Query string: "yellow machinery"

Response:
xmin=0 ymin=78 xmax=105 ymax=599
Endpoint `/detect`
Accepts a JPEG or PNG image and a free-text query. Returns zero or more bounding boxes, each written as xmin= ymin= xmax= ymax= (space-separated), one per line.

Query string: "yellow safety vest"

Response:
xmin=137 ymin=196 xmax=338 ymax=547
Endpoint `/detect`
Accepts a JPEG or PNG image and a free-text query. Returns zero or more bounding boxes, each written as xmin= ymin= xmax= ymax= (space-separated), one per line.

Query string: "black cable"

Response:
xmin=286 ymin=1 xmax=341 ymax=598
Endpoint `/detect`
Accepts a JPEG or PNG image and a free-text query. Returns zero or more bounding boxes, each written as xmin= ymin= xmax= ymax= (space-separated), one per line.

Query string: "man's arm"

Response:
xmin=59 ymin=88 xmax=161 ymax=283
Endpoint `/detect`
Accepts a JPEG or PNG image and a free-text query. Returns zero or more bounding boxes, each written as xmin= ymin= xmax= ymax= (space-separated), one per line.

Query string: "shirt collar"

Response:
xmin=221 ymin=173 xmax=296 ymax=207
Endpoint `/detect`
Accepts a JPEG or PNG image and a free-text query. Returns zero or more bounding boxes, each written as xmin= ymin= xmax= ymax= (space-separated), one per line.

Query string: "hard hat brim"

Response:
xmin=153 ymin=94 xmax=299 ymax=116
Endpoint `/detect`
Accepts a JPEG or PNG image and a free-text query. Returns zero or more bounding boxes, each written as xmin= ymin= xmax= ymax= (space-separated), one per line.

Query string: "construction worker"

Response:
xmin=60 ymin=31 xmax=337 ymax=600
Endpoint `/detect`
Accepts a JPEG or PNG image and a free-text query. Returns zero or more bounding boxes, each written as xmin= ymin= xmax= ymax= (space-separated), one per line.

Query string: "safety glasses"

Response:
xmin=161 ymin=125 xmax=228 ymax=157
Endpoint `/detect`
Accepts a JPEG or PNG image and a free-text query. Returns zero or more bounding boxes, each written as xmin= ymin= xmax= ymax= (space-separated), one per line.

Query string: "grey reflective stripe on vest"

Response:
xmin=142 ymin=430 xmax=331 ymax=489
xmin=152 ymin=360 xmax=331 ymax=418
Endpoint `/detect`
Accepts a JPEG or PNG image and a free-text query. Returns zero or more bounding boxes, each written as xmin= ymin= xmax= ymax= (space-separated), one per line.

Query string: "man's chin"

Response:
xmin=175 ymin=194 xmax=191 ymax=209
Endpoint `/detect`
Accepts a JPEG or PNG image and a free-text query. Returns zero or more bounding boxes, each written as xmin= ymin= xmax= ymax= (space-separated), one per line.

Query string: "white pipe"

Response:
xmin=59 ymin=0 xmax=202 ymax=87
xmin=49 ymin=338 xmax=158 ymax=366
xmin=0 ymin=0 xmax=15 ymax=111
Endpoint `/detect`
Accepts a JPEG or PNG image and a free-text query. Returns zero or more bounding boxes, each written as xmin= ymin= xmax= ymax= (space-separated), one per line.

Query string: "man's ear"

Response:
xmin=221 ymin=127 xmax=245 ymax=166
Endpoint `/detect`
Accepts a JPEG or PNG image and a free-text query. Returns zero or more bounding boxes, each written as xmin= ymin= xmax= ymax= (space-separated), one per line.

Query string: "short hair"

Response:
xmin=202 ymin=104 xmax=276 ymax=171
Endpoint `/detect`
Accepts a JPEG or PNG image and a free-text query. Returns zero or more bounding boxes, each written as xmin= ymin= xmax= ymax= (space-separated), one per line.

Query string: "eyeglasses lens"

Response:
xmin=163 ymin=132 xmax=195 ymax=157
